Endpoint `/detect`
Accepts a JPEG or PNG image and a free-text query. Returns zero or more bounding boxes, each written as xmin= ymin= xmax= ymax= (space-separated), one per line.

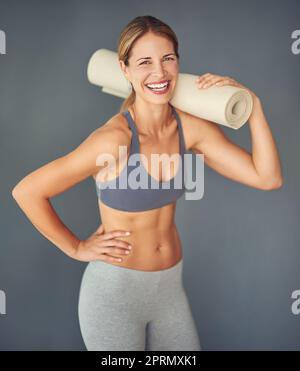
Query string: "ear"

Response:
xmin=119 ymin=59 xmax=129 ymax=80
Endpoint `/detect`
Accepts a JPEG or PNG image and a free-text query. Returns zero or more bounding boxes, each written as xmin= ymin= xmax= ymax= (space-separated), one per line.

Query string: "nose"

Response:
xmin=150 ymin=61 xmax=167 ymax=79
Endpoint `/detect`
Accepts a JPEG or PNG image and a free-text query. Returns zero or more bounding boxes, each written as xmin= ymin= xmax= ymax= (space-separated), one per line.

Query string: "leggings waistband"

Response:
xmin=86 ymin=257 xmax=184 ymax=292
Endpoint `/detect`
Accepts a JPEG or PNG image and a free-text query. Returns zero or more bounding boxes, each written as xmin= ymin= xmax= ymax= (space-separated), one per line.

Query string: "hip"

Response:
xmin=79 ymin=256 xmax=184 ymax=306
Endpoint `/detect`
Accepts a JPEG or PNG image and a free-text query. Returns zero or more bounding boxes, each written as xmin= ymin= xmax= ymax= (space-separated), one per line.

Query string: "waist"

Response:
xmin=102 ymin=222 xmax=179 ymax=247
xmin=84 ymin=257 xmax=184 ymax=298
xmin=101 ymin=224 xmax=182 ymax=271
xmin=88 ymin=256 xmax=183 ymax=277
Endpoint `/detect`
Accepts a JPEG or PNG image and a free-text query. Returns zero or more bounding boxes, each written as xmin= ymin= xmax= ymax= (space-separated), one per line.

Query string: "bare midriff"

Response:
xmin=97 ymin=199 xmax=183 ymax=272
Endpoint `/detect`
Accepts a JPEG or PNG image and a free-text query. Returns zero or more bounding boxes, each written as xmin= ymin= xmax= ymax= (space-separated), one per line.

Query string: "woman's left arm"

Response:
xmin=190 ymin=73 xmax=284 ymax=190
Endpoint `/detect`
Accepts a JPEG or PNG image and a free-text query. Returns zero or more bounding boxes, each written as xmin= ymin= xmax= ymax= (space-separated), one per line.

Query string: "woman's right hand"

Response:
xmin=73 ymin=224 xmax=132 ymax=263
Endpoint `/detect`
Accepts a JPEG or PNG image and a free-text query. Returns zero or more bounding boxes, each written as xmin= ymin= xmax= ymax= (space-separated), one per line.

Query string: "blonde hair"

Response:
xmin=117 ymin=15 xmax=180 ymax=113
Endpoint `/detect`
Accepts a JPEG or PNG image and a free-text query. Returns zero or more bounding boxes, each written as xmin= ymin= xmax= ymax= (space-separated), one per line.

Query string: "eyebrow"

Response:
xmin=136 ymin=53 xmax=176 ymax=62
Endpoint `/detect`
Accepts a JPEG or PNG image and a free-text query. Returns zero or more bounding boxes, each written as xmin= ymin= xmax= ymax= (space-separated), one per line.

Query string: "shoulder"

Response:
xmin=90 ymin=112 xmax=131 ymax=152
xmin=88 ymin=112 xmax=131 ymax=179
xmin=174 ymin=107 xmax=222 ymax=153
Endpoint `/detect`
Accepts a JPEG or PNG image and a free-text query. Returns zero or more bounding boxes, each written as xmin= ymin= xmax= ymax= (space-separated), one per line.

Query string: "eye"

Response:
xmin=165 ymin=57 xmax=175 ymax=62
xmin=139 ymin=57 xmax=175 ymax=65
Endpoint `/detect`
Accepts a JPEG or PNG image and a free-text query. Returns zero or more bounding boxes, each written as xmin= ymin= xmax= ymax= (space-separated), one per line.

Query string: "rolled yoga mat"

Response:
xmin=87 ymin=49 xmax=253 ymax=130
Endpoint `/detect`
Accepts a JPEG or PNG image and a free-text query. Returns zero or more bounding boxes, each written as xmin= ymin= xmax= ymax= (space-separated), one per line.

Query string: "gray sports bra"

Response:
xmin=95 ymin=104 xmax=187 ymax=212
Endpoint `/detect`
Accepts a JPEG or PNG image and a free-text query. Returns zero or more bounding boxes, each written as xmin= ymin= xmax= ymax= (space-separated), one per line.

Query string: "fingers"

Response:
xmin=91 ymin=245 xmax=128 ymax=263
xmin=213 ymin=78 xmax=234 ymax=87
xmin=100 ymin=246 xmax=131 ymax=256
xmin=90 ymin=229 xmax=133 ymax=263
xmin=101 ymin=238 xmax=132 ymax=248
xmin=100 ymin=230 xmax=131 ymax=240
xmin=95 ymin=236 xmax=133 ymax=261
xmin=98 ymin=238 xmax=132 ymax=250
xmin=97 ymin=236 xmax=132 ymax=251
xmin=196 ymin=72 xmax=212 ymax=83
xmin=196 ymin=75 xmax=223 ymax=88
xmin=100 ymin=254 xmax=123 ymax=263
xmin=195 ymin=73 xmax=236 ymax=89
xmin=98 ymin=246 xmax=131 ymax=263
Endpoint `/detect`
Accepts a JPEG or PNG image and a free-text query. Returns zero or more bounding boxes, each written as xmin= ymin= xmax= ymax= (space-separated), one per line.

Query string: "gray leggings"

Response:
xmin=78 ymin=258 xmax=201 ymax=351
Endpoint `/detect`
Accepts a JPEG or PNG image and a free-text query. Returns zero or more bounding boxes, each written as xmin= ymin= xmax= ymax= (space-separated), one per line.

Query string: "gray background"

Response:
xmin=1 ymin=0 xmax=299 ymax=350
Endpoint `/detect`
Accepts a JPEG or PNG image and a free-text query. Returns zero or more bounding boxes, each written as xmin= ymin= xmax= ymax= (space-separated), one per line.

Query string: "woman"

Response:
xmin=12 ymin=15 xmax=283 ymax=351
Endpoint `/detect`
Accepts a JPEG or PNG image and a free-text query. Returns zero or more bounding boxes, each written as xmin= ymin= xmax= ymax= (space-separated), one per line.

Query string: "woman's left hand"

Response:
xmin=195 ymin=73 xmax=259 ymax=102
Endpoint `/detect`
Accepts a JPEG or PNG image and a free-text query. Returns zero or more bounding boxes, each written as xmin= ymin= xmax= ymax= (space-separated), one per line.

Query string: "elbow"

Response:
xmin=11 ymin=184 xmax=35 ymax=210
xmin=11 ymin=184 xmax=25 ymax=201
xmin=12 ymin=184 xmax=20 ymax=199
xmin=11 ymin=181 xmax=31 ymax=201
xmin=261 ymin=176 xmax=284 ymax=191
xmin=12 ymin=174 xmax=34 ymax=200
xmin=12 ymin=180 xmax=46 ymax=202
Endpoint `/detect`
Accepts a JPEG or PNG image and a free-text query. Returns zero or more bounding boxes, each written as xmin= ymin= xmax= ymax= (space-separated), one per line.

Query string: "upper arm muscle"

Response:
xmin=189 ymin=115 xmax=264 ymax=189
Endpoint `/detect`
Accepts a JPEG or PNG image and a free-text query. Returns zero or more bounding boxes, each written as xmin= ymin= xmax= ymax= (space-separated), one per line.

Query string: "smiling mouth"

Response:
xmin=145 ymin=80 xmax=171 ymax=93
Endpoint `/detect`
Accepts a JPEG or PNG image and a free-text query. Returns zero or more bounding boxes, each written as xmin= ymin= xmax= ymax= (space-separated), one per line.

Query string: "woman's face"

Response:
xmin=120 ymin=32 xmax=179 ymax=103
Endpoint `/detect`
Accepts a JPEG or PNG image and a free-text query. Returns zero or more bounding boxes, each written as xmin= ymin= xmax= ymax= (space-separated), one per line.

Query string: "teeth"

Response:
xmin=146 ymin=81 xmax=169 ymax=89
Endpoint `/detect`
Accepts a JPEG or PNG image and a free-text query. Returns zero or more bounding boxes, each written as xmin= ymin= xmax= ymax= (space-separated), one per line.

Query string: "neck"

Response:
xmin=129 ymin=99 xmax=173 ymax=136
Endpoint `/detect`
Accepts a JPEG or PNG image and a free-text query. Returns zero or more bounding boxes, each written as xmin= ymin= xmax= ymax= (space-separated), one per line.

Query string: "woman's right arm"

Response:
xmin=11 ymin=125 xmax=129 ymax=261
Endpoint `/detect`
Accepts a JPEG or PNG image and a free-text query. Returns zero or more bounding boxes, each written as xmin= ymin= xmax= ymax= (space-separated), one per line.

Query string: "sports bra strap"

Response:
xmin=122 ymin=110 xmax=139 ymax=155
